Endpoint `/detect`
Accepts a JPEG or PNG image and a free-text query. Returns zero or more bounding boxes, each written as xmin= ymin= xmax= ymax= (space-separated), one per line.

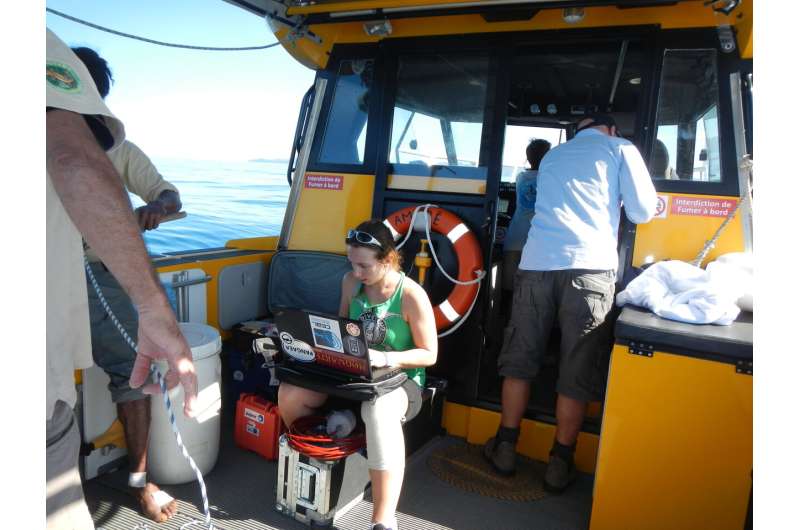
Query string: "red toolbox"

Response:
xmin=234 ymin=393 xmax=284 ymax=460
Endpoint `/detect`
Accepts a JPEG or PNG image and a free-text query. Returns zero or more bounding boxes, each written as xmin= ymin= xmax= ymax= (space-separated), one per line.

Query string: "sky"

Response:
xmin=46 ymin=0 xmax=316 ymax=161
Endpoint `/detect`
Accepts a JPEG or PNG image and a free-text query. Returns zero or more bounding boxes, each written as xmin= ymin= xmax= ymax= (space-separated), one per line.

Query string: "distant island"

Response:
xmin=249 ymin=158 xmax=290 ymax=164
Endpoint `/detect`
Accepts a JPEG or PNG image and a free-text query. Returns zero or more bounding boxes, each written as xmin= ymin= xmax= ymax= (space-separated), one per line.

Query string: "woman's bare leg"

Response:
xmin=277 ymin=383 xmax=328 ymax=427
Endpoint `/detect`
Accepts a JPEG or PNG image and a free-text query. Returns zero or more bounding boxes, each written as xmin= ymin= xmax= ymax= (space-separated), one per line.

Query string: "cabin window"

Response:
xmin=387 ymin=53 xmax=489 ymax=193
xmin=652 ymin=49 xmax=721 ymax=182
xmin=500 ymin=125 xmax=566 ymax=182
xmin=318 ymin=59 xmax=374 ymax=165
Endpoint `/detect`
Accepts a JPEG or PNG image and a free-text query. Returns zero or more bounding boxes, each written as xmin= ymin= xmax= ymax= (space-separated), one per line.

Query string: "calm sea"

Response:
xmin=135 ymin=158 xmax=291 ymax=255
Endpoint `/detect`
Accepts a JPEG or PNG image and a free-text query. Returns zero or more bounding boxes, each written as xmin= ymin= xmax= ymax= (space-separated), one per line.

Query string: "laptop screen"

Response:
xmin=275 ymin=309 xmax=371 ymax=378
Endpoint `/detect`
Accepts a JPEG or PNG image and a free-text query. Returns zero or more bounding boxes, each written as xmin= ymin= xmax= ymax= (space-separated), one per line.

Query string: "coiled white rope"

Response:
xmin=396 ymin=204 xmax=485 ymax=286
xmin=84 ymin=257 xmax=214 ymax=530
xmin=436 ymin=273 xmax=483 ymax=338
xmin=394 ymin=204 xmax=486 ymax=337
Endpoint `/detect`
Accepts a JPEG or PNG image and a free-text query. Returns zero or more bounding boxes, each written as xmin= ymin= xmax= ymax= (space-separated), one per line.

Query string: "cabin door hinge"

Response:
xmin=627 ymin=341 xmax=654 ymax=358
xmin=735 ymin=360 xmax=753 ymax=376
xmin=717 ymin=24 xmax=737 ymax=54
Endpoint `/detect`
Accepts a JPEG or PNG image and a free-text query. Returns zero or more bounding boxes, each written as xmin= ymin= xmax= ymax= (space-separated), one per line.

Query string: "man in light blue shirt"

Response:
xmin=485 ymin=115 xmax=657 ymax=492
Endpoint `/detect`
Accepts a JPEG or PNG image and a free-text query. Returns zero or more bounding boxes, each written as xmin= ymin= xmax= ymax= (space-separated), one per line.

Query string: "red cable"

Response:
xmin=287 ymin=415 xmax=366 ymax=461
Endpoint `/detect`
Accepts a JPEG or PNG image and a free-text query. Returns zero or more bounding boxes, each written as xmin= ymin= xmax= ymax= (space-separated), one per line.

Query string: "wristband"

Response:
xmin=370 ymin=350 xmax=388 ymax=368
xmin=384 ymin=351 xmax=400 ymax=368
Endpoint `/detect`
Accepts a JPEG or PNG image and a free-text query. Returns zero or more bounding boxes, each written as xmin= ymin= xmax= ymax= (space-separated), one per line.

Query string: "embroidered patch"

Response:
xmin=46 ymin=62 xmax=81 ymax=92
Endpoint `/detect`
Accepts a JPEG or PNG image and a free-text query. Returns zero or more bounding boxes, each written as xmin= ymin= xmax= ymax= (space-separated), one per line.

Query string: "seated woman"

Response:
xmin=278 ymin=219 xmax=438 ymax=530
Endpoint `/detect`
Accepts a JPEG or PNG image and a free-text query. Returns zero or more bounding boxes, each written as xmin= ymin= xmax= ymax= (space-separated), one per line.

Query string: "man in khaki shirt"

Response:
xmin=46 ymin=30 xmax=197 ymax=530
xmin=73 ymin=46 xmax=184 ymax=524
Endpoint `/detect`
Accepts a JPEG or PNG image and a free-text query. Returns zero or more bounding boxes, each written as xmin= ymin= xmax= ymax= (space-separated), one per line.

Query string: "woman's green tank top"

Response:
xmin=349 ymin=273 xmax=425 ymax=387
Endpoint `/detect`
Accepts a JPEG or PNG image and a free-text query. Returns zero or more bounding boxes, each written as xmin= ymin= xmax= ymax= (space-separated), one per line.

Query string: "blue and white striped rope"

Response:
xmin=84 ymin=257 xmax=214 ymax=530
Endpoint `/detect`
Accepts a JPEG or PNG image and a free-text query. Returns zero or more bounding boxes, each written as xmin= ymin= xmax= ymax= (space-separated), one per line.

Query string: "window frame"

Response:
xmin=306 ymin=44 xmax=384 ymax=175
xmin=384 ymin=49 xmax=495 ymax=184
xmin=644 ymin=30 xmax=742 ymax=197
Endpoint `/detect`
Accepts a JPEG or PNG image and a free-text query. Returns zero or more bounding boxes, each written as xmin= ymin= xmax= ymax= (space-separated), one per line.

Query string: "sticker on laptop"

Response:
xmin=309 ymin=315 xmax=344 ymax=353
xmin=344 ymin=335 xmax=365 ymax=357
xmin=345 ymin=322 xmax=361 ymax=337
xmin=279 ymin=332 xmax=315 ymax=362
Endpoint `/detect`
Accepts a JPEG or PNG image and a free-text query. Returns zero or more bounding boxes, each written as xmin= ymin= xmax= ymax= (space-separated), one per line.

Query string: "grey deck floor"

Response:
xmin=86 ymin=426 xmax=593 ymax=530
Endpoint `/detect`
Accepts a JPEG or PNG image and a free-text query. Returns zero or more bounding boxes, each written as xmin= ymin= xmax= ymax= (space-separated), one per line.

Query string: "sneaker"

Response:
xmin=543 ymin=452 xmax=577 ymax=494
xmin=371 ymin=523 xmax=396 ymax=530
xmin=483 ymin=437 xmax=516 ymax=476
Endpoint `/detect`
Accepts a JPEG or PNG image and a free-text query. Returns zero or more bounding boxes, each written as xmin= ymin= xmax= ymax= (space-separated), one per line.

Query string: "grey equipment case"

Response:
xmin=275 ymin=434 xmax=370 ymax=527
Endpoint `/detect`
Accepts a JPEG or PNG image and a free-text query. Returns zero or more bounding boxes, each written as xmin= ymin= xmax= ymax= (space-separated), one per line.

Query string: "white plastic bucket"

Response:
xmin=148 ymin=322 xmax=222 ymax=485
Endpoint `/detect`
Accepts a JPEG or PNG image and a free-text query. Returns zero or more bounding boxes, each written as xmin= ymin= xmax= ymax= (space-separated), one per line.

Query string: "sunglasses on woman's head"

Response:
xmin=346 ymin=229 xmax=383 ymax=249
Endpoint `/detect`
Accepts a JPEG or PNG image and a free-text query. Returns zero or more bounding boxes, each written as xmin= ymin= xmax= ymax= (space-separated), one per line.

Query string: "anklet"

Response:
xmin=129 ymin=472 xmax=147 ymax=488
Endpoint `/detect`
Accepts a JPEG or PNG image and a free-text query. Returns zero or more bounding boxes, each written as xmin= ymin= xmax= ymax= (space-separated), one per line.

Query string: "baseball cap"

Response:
xmin=576 ymin=114 xmax=618 ymax=134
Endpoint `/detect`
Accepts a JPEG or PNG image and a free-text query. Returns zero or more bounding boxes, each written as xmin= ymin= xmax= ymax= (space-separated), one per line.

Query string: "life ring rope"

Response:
xmin=388 ymin=204 xmax=485 ymax=286
xmin=437 ymin=274 xmax=483 ymax=338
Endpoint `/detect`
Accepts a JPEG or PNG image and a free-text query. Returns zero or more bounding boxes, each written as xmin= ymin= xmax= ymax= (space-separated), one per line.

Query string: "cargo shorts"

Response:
xmin=86 ymin=262 xmax=147 ymax=403
xmin=497 ymin=269 xmax=616 ymax=402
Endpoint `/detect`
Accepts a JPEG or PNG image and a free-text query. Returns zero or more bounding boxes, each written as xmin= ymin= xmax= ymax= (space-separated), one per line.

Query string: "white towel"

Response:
xmin=706 ymin=252 xmax=753 ymax=312
xmin=616 ymin=260 xmax=742 ymax=325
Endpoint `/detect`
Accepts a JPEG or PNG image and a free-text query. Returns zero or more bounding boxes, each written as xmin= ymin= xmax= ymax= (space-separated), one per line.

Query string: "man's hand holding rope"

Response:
xmin=131 ymin=302 xmax=198 ymax=418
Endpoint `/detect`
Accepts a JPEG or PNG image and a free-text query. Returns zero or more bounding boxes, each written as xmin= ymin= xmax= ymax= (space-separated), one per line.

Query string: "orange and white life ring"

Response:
xmin=383 ymin=206 xmax=484 ymax=330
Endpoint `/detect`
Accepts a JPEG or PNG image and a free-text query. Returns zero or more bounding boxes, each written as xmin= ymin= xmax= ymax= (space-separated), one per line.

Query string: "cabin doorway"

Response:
xmin=478 ymin=38 xmax=650 ymax=427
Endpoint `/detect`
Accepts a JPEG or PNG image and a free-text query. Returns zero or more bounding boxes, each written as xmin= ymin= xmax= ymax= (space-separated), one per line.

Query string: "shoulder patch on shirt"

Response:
xmin=46 ymin=62 xmax=81 ymax=93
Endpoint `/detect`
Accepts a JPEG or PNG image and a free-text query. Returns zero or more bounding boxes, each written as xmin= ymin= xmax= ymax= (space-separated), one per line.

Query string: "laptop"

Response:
xmin=274 ymin=308 xmax=403 ymax=384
